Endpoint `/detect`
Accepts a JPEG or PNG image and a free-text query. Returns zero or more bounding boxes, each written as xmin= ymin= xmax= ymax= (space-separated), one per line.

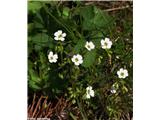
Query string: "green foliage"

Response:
xmin=28 ymin=1 xmax=132 ymax=119
xmin=28 ymin=1 xmax=42 ymax=13
xmin=82 ymin=50 xmax=97 ymax=68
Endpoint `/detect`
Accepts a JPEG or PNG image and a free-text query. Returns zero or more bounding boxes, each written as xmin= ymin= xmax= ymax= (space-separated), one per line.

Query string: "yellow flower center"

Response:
xmin=120 ymin=72 xmax=124 ymax=76
xmin=75 ymin=58 xmax=79 ymax=62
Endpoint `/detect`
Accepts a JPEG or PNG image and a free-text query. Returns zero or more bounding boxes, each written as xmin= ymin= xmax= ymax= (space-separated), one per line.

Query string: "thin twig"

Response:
xmin=104 ymin=5 xmax=131 ymax=12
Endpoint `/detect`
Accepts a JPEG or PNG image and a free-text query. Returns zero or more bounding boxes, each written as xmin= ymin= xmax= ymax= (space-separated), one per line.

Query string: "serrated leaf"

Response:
xmin=82 ymin=50 xmax=97 ymax=68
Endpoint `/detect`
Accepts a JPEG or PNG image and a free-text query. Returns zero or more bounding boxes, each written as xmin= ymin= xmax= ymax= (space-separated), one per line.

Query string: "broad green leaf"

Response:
xmin=93 ymin=7 xmax=107 ymax=27
xmin=74 ymin=39 xmax=86 ymax=53
xmin=80 ymin=6 xmax=94 ymax=20
xmin=82 ymin=19 xmax=95 ymax=30
xmin=82 ymin=7 xmax=114 ymax=30
xmin=28 ymin=2 xmax=42 ymax=13
xmin=30 ymin=33 xmax=51 ymax=44
xmin=82 ymin=50 xmax=97 ymax=68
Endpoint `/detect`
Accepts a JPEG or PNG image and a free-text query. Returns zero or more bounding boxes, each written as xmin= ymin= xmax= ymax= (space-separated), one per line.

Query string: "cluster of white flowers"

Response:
xmin=54 ymin=30 xmax=66 ymax=41
xmin=86 ymin=86 xmax=95 ymax=99
xmin=52 ymin=31 xmax=114 ymax=65
xmin=117 ymin=68 xmax=128 ymax=79
xmin=48 ymin=51 xmax=58 ymax=63
xmin=101 ymin=37 xmax=112 ymax=49
xmin=71 ymin=54 xmax=83 ymax=66
xmin=47 ymin=30 xmax=129 ymax=99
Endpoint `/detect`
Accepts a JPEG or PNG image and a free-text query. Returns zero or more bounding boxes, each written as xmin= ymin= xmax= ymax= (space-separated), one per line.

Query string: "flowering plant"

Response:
xmin=28 ymin=1 xmax=132 ymax=119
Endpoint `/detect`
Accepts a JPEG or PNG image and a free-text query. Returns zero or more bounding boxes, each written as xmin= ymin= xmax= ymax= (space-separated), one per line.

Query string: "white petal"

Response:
xmin=60 ymin=37 xmax=65 ymax=41
xmin=88 ymin=48 xmax=91 ymax=51
xmin=119 ymin=75 xmax=123 ymax=78
xmin=53 ymin=54 xmax=58 ymax=59
xmin=71 ymin=57 xmax=76 ymax=62
xmin=111 ymin=89 xmax=116 ymax=93
xmin=54 ymin=37 xmax=59 ymax=41
xmin=117 ymin=71 xmax=120 ymax=76
xmin=54 ymin=32 xmax=59 ymax=37
xmin=88 ymin=86 xmax=92 ymax=90
xmin=122 ymin=75 xmax=126 ymax=79
xmin=77 ymin=54 xmax=82 ymax=60
xmin=123 ymin=69 xmax=128 ymax=74
xmin=107 ymin=44 xmax=112 ymax=49
xmin=119 ymin=68 xmax=124 ymax=72
xmin=53 ymin=59 xmax=57 ymax=63
xmin=102 ymin=45 xmax=107 ymax=49
xmin=57 ymin=30 xmax=62 ymax=35
xmin=74 ymin=62 xmax=80 ymax=66
xmin=48 ymin=51 xmax=53 ymax=55
xmin=125 ymin=72 xmax=128 ymax=77
xmin=49 ymin=59 xmax=56 ymax=63
xmin=105 ymin=38 xmax=110 ymax=42
xmin=62 ymin=33 xmax=66 ymax=37
xmin=86 ymin=87 xmax=90 ymax=91
xmin=90 ymin=90 xmax=94 ymax=97
xmin=49 ymin=59 xmax=53 ymax=63
xmin=91 ymin=43 xmax=95 ymax=49
xmin=101 ymin=39 xmax=105 ymax=45
xmin=86 ymin=94 xmax=90 ymax=99
xmin=78 ymin=59 xmax=83 ymax=64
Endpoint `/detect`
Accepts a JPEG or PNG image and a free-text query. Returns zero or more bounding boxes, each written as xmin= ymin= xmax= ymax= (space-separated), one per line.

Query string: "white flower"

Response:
xmin=110 ymin=89 xmax=116 ymax=94
xmin=110 ymin=86 xmax=116 ymax=94
xmin=86 ymin=86 xmax=94 ymax=99
xmin=101 ymin=37 xmax=112 ymax=49
xmin=85 ymin=41 xmax=95 ymax=51
xmin=54 ymin=30 xmax=66 ymax=41
xmin=71 ymin=54 xmax=83 ymax=66
xmin=48 ymin=51 xmax=58 ymax=63
xmin=117 ymin=68 xmax=128 ymax=79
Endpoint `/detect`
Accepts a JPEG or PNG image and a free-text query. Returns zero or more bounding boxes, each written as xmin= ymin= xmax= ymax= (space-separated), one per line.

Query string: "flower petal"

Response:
xmin=62 ymin=33 xmax=66 ymax=37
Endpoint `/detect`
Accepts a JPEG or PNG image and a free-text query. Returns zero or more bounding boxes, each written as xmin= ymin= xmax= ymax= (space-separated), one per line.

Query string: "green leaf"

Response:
xmin=82 ymin=19 xmax=95 ymax=30
xmin=28 ymin=2 xmax=42 ymax=13
xmin=82 ymin=7 xmax=114 ymax=30
xmin=29 ymin=69 xmax=40 ymax=83
xmin=74 ymin=39 xmax=86 ymax=53
xmin=28 ymin=23 xmax=34 ymax=33
xmin=92 ymin=32 xmax=104 ymax=46
xmin=82 ymin=50 xmax=97 ymax=68
xmin=28 ymin=80 xmax=41 ymax=90
xmin=80 ymin=6 xmax=94 ymax=20
xmin=63 ymin=7 xmax=70 ymax=17
xmin=31 ymin=33 xmax=50 ymax=43
xmin=93 ymin=7 xmax=107 ymax=27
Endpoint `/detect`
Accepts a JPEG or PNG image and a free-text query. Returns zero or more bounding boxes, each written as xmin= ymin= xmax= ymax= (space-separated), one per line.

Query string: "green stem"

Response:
xmin=59 ymin=42 xmax=63 ymax=63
